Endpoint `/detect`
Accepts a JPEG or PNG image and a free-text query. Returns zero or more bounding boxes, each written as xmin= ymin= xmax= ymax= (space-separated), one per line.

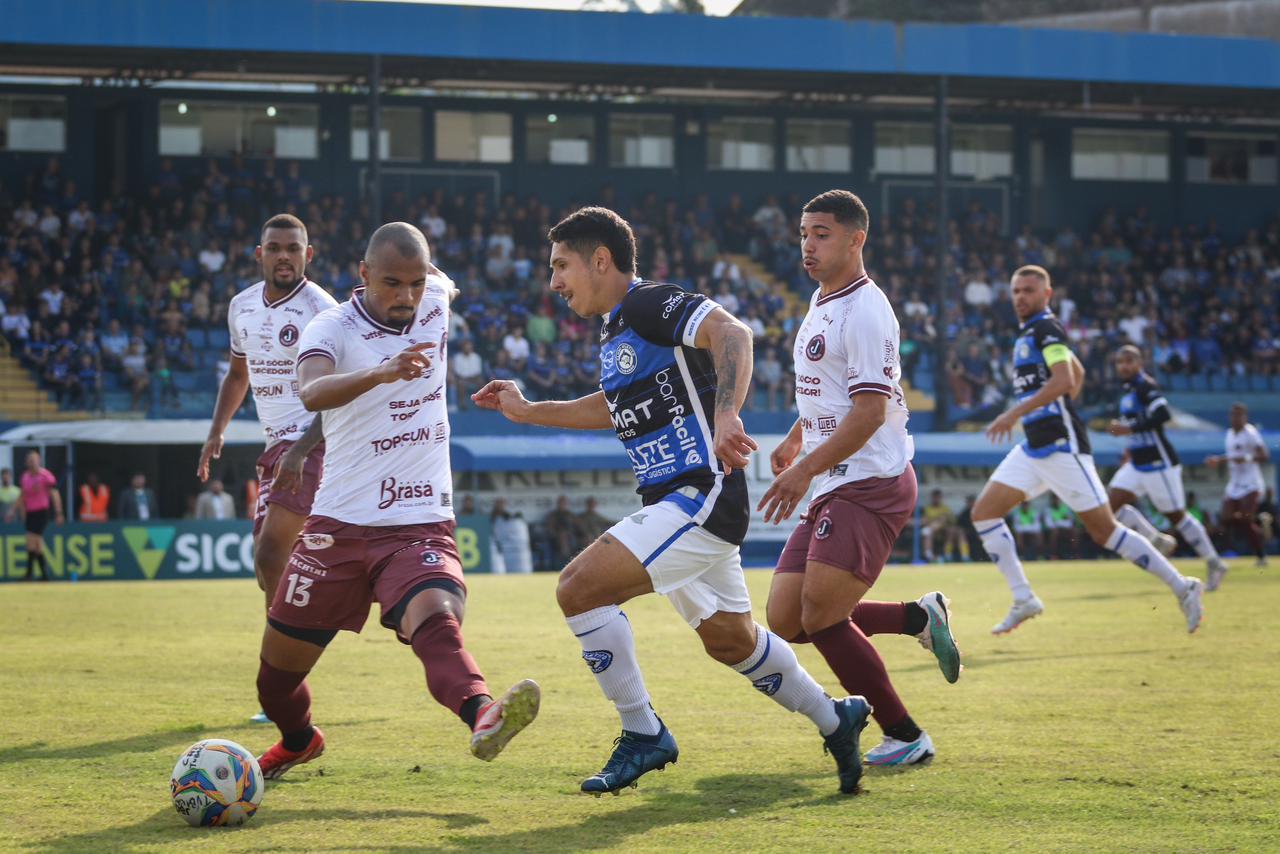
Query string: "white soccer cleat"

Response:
xmin=1256 ymin=557 xmax=1270 ymax=569
xmin=992 ymin=594 xmax=1044 ymax=635
xmin=1153 ymin=532 xmax=1178 ymax=557
xmin=864 ymin=731 xmax=935 ymax=767
xmin=1179 ymin=578 xmax=1203 ymax=634
xmin=1206 ymin=558 xmax=1228 ymax=592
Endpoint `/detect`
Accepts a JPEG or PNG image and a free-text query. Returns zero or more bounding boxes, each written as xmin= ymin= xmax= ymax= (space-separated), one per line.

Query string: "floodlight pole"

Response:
xmin=369 ymin=53 xmax=383 ymax=225
xmin=934 ymin=74 xmax=950 ymax=428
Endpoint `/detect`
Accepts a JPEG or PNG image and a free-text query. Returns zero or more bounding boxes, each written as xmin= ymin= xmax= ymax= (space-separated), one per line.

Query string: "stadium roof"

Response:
xmin=3 ymin=0 xmax=1280 ymax=115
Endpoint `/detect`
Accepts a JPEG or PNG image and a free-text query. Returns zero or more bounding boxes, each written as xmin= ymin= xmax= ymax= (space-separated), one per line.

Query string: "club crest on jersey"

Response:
xmin=279 ymin=324 xmax=300 ymax=347
xmin=1017 ymin=341 xmax=1031 ymax=359
xmin=815 ymin=517 xmax=833 ymax=539
xmin=582 ymin=650 xmax=613 ymax=673
xmin=806 ymin=335 xmax=826 ymax=361
xmin=616 ymin=343 xmax=638 ymax=375
xmin=421 ymin=550 xmax=441 ymax=565
xmin=300 ymin=533 xmax=334 ymax=550
xmin=752 ymin=673 xmax=782 ymax=696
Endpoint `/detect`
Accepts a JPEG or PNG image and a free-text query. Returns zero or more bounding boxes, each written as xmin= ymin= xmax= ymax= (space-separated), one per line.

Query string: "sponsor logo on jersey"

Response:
xmin=806 ymin=334 xmax=826 ymax=361
xmin=752 ymin=673 xmax=783 ymax=696
xmin=628 ymin=513 xmax=647 ymax=525
xmin=608 ymin=396 xmax=655 ymax=431
xmin=370 ymin=427 xmax=433 ymax=456
xmin=279 ymin=324 xmax=299 ymax=347
xmin=300 ymin=533 xmax=334 ymax=550
xmin=377 ymin=477 xmax=435 ymax=510
xmin=661 ymin=293 xmax=685 ymax=318
xmin=287 ymin=552 xmax=327 ymax=576
xmin=582 ymin=650 xmax=613 ymax=673
xmin=616 ymin=343 xmax=638 ymax=375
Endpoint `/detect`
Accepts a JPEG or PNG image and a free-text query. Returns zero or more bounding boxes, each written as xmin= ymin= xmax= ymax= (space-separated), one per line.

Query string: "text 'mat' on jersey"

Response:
xmin=1011 ymin=310 xmax=1090 ymax=456
xmin=791 ymin=275 xmax=913 ymax=500
xmin=295 ymin=274 xmax=454 ymax=527
xmin=1117 ymin=372 xmax=1178 ymax=470
xmin=599 ymin=281 xmax=748 ymax=545
xmin=228 ymin=279 xmax=338 ymax=447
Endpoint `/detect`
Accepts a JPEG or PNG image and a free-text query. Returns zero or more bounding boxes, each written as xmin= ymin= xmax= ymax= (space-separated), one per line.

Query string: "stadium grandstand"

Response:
xmin=0 ymin=0 xmax=1276 ymax=566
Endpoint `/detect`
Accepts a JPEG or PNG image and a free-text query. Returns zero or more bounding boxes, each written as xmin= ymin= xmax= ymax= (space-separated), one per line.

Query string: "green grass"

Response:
xmin=1 ymin=560 xmax=1277 ymax=853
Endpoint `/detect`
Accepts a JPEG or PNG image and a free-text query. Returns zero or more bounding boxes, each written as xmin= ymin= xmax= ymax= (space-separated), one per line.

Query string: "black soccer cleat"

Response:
xmin=823 ymin=696 xmax=873 ymax=795
xmin=580 ymin=722 xmax=679 ymax=796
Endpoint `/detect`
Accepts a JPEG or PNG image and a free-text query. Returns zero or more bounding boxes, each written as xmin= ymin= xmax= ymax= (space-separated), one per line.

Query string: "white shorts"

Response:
xmin=1109 ymin=462 xmax=1186 ymax=514
xmin=990 ymin=445 xmax=1107 ymax=514
xmin=608 ymin=499 xmax=752 ymax=629
xmin=1225 ymin=480 xmax=1265 ymax=501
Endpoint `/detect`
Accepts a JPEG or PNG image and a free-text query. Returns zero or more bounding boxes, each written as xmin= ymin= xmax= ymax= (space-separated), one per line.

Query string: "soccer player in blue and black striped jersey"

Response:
xmin=474 ymin=207 xmax=873 ymax=795
xmin=1106 ymin=344 xmax=1228 ymax=591
xmin=971 ymin=266 xmax=1203 ymax=634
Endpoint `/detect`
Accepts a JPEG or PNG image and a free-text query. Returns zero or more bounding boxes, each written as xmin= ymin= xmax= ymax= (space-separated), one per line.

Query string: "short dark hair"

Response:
xmin=365 ymin=222 xmax=430 ymax=264
xmin=803 ymin=190 xmax=870 ymax=232
xmin=261 ymin=213 xmax=308 ymax=245
xmin=547 ymin=206 xmax=637 ymax=275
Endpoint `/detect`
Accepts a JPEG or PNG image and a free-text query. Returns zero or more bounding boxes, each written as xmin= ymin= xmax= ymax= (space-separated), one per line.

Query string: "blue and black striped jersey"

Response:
xmin=1011 ymin=310 xmax=1091 ymax=456
xmin=1117 ymin=372 xmax=1177 ymax=470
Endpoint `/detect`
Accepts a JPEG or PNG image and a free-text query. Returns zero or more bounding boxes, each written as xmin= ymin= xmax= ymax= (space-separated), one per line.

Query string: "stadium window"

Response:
xmin=707 ymin=117 xmax=775 ymax=171
xmin=527 ymin=114 xmax=595 ymax=166
xmin=0 ymin=95 xmax=66 ymax=152
xmin=1071 ymin=129 xmax=1169 ymax=182
xmin=785 ymin=119 xmax=851 ymax=173
xmin=951 ymin=124 xmax=1013 ymax=179
xmin=609 ymin=113 xmax=674 ymax=168
xmin=435 ymin=110 xmax=512 ymax=163
xmin=1186 ymin=133 xmax=1277 ymax=185
xmin=874 ymin=122 xmax=934 ymax=175
xmin=158 ymin=100 xmax=318 ymax=158
xmin=351 ymin=106 xmax=424 ymax=162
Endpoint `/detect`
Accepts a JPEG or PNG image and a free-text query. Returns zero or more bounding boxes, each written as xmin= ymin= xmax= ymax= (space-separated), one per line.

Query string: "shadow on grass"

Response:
xmin=948 ymin=647 xmax=1165 ymax=672
xmin=417 ymin=772 xmax=816 ymax=853
xmin=0 ymin=716 xmax=392 ymax=766
xmin=29 ymin=806 xmax=488 ymax=852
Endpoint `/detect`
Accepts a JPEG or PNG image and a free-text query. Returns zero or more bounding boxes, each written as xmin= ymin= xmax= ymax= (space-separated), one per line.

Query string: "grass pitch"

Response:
xmin=1 ymin=560 xmax=1277 ymax=853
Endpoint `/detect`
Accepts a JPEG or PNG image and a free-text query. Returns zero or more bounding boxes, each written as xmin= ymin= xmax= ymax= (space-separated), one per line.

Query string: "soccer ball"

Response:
xmin=169 ymin=739 xmax=264 ymax=827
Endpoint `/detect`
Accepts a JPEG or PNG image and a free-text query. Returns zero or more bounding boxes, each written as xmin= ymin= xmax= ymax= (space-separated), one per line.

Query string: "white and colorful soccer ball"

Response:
xmin=169 ymin=739 xmax=264 ymax=827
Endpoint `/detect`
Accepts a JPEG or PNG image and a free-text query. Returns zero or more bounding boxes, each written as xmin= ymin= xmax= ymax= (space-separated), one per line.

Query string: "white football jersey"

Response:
xmin=228 ymin=279 xmax=338 ymax=447
xmin=298 ymin=276 xmax=454 ymax=526
xmin=792 ymin=275 xmax=913 ymax=501
xmin=1224 ymin=424 xmax=1266 ymax=499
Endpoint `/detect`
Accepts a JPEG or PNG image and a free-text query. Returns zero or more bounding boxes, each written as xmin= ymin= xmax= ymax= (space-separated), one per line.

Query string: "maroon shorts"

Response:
xmin=254 ymin=440 xmax=325 ymax=538
xmin=775 ymin=464 xmax=918 ymax=587
xmin=268 ymin=515 xmax=466 ymax=640
xmin=1222 ymin=491 xmax=1261 ymax=520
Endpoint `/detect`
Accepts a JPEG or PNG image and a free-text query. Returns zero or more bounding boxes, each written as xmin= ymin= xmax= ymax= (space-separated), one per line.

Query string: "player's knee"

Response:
xmin=765 ymin=606 xmax=800 ymax=643
xmin=699 ymin=621 xmax=755 ymax=665
xmin=799 ymin=593 xmax=843 ymax=637
xmin=555 ymin=566 xmax=589 ymax=616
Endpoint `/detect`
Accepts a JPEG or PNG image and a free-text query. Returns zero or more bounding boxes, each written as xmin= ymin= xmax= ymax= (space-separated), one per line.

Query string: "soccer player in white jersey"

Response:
xmin=475 ymin=206 xmax=873 ymax=796
xmin=1106 ymin=345 xmax=1228 ymax=590
xmin=970 ymin=266 xmax=1203 ymax=634
xmin=758 ymin=190 xmax=959 ymax=770
xmin=197 ymin=213 xmax=336 ymax=723
xmin=252 ymin=223 xmax=538 ymax=779
xmin=1206 ymin=402 xmax=1270 ymax=568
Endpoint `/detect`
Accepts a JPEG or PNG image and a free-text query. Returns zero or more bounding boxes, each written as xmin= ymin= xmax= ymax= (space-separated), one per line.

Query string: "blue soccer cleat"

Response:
xmin=580 ymin=722 xmax=679 ymax=796
xmin=916 ymin=592 xmax=962 ymax=684
xmin=249 ymin=710 xmax=271 ymax=724
xmin=823 ymin=696 xmax=873 ymax=795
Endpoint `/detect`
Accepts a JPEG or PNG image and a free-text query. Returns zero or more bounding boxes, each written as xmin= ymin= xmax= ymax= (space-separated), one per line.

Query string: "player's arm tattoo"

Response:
xmin=711 ymin=321 xmax=753 ymax=415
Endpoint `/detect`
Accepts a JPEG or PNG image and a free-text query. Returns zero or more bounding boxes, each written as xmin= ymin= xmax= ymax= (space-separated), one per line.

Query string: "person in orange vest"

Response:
xmin=78 ymin=472 xmax=111 ymax=523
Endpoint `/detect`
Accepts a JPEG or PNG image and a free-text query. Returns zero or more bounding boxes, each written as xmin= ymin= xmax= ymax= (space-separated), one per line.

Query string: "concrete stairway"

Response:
xmin=0 ymin=355 xmax=92 ymax=422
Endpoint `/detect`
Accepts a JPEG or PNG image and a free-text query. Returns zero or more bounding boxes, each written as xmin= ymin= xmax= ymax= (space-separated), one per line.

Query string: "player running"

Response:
xmin=1205 ymin=402 xmax=1271 ymax=568
xmin=198 ymin=214 xmax=336 ymax=724
xmin=253 ymin=223 xmax=538 ymax=779
xmin=758 ymin=190 xmax=958 ymax=772
xmin=1106 ymin=344 xmax=1228 ymax=590
xmin=971 ymin=265 xmax=1203 ymax=634
xmin=474 ymin=206 xmax=872 ymax=795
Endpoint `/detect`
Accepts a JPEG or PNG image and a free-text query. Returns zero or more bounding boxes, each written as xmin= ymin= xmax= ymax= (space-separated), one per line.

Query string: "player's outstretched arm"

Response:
xmin=472 ymin=380 xmax=611 ymax=429
xmin=757 ymin=393 xmax=885 ymax=524
xmin=694 ymin=307 xmax=759 ymax=473
xmin=297 ymin=342 xmax=434 ymax=411
xmin=198 ymin=354 xmax=250 ymax=482
xmin=985 ymin=359 xmax=1074 ymax=443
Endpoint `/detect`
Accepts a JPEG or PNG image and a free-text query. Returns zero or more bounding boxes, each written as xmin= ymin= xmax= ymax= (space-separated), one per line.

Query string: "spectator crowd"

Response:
xmin=2 ymin=156 xmax=1280 ymax=421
